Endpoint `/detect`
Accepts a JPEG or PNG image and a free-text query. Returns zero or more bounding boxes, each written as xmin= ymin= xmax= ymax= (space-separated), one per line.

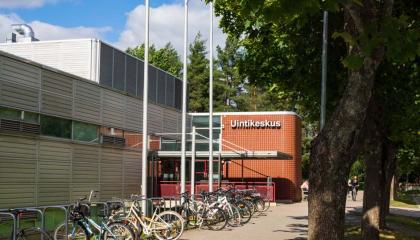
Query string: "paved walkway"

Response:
xmin=181 ymin=192 xmax=420 ymax=240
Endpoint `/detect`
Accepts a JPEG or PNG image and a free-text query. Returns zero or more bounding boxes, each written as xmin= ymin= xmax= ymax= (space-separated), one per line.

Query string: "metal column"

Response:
xmin=190 ymin=127 xmax=196 ymax=197
xmin=320 ymin=10 xmax=328 ymax=130
xmin=141 ymin=0 xmax=150 ymax=214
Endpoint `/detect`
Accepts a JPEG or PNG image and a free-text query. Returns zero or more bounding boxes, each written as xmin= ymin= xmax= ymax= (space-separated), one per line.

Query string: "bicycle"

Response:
xmin=4 ymin=209 xmax=51 ymax=240
xmin=53 ymin=191 xmax=135 ymax=240
xmin=109 ymin=195 xmax=184 ymax=240
xmin=349 ymin=185 xmax=358 ymax=201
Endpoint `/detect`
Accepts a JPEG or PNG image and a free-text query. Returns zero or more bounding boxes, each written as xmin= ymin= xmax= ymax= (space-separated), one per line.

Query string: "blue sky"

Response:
xmin=0 ymin=0 xmax=225 ymax=53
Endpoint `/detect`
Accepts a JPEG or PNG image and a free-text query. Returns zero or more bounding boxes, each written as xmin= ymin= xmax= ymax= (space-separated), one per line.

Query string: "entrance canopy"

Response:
xmin=156 ymin=150 xmax=293 ymax=159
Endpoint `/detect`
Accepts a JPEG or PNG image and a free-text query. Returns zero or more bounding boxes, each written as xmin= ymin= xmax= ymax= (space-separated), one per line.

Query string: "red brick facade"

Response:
xmin=221 ymin=113 xmax=302 ymax=201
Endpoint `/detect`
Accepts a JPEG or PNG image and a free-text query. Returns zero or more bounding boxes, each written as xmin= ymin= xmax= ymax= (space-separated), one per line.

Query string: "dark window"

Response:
xmin=157 ymin=70 xmax=166 ymax=105
xmin=40 ymin=115 xmax=72 ymax=139
xmin=165 ymin=76 xmax=175 ymax=107
xmin=73 ymin=121 xmax=99 ymax=142
xmin=0 ymin=107 xmax=21 ymax=121
xmin=148 ymin=66 xmax=157 ymax=102
xmin=113 ymin=50 xmax=126 ymax=91
xmin=137 ymin=61 xmax=144 ymax=98
xmin=100 ymin=44 xmax=114 ymax=88
xmin=23 ymin=111 xmax=39 ymax=124
xmin=126 ymin=56 xmax=137 ymax=95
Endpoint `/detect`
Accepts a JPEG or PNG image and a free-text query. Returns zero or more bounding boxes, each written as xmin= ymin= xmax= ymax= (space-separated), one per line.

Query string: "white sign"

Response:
xmin=230 ymin=120 xmax=281 ymax=129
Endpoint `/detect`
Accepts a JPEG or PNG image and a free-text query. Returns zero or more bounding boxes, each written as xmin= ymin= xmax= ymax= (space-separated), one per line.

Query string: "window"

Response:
xmin=0 ymin=107 xmax=21 ymax=121
xmin=100 ymin=127 xmax=124 ymax=137
xmin=23 ymin=111 xmax=39 ymax=124
xmin=73 ymin=121 xmax=99 ymax=142
xmin=40 ymin=115 xmax=72 ymax=139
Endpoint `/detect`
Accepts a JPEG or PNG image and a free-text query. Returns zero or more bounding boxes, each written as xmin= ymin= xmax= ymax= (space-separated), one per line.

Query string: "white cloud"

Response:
xmin=0 ymin=0 xmax=59 ymax=9
xmin=115 ymin=1 xmax=226 ymax=55
xmin=0 ymin=13 xmax=111 ymax=42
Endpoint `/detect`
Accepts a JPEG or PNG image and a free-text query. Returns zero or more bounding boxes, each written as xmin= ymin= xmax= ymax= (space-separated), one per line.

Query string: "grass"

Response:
xmin=391 ymin=192 xmax=419 ymax=209
xmin=345 ymin=214 xmax=420 ymax=240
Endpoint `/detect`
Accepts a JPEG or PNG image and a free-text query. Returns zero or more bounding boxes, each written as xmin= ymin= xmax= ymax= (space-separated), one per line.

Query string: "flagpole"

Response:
xmin=208 ymin=0 xmax=214 ymax=192
xmin=141 ymin=0 xmax=150 ymax=213
xmin=180 ymin=0 xmax=189 ymax=197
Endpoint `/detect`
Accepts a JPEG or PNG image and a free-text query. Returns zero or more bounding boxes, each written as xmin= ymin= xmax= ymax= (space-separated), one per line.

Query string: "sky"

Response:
xmin=0 ymin=0 xmax=226 ymax=54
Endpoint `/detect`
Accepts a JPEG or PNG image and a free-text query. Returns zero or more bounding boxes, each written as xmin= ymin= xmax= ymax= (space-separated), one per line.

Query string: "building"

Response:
xmin=0 ymin=39 xmax=301 ymax=208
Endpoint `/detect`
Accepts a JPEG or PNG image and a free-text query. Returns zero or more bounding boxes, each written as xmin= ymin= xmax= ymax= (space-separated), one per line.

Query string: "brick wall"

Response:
xmin=221 ymin=113 xmax=302 ymax=201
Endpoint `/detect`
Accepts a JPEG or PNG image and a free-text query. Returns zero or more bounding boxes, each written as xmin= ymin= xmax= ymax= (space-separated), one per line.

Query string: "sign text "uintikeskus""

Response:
xmin=230 ymin=120 xmax=281 ymax=129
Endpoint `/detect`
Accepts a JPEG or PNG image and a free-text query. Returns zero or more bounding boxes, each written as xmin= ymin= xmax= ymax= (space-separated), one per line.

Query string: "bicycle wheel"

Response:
xmin=181 ymin=208 xmax=202 ymax=227
xmin=54 ymin=222 xmax=88 ymax=240
xmin=153 ymin=211 xmax=185 ymax=240
xmin=263 ymin=199 xmax=270 ymax=211
xmin=104 ymin=222 xmax=135 ymax=240
xmin=236 ymin=200 xmax=252 ymax=224
xmin=17 ymin=227 xmax=51 ymax=240
xmin=206 ymin=207 xmax=227 ymax=231
xmin=226 ymin=206 xmax=241 ymax=227
xmin=255 ymin=198 xmax=265 ymax=213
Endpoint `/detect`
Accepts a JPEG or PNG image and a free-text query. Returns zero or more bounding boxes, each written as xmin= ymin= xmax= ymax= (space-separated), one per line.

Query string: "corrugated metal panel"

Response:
xmin=124 ymin=96 xmax=142 ymax=131
xmin=100 ymin=148 xmax=123 ymax=200
xmin=148 ymin=103 xmax=163 ymax=134
xmin=136 ymin=61 xmax=144 ymax=98
xmin=41 ymin=70 xmax=73 ymax=118
xmin=102 ymin=89 xmax=125 ymax=127
xmin=113 ymin=50 xmax=125 ymax=91
xmin=37 ymin=141 xmax=72 ymax=205
xmin=0 ymin=135 xmax=37 ymax=207
xmin=163 ymin=109 xmax=178 ymax=133
xmin=148 ymin=66 xmax=157 ymax=102
xmin=100 ymin=43 xmax=113 ymax=88
xmin=0 ymin=56 xmax=41 ymax=88
xmin=71 ymin=144 xmax=100 ymax=202
xmin=0 ymin=80 xmax=40 ymax=112
xmin=123 ymin=151 xmax=141 ymax=198
xmin=156 ymin=70 xmax=166 ymax=105
xmin=126 ymin=55 xmax=137 ymax=96
xmin=74 ymin=81 xmax=101 ymax=123
xmin=165 ymin=76 xmax=175 ymax=107
xmin=174 ymin=78 xmax=182 ymax=110
xmin=0 ymin=40 xmax=96 ymax=82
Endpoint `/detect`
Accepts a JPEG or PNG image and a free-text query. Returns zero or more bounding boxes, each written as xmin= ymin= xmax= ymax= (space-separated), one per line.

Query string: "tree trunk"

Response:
xmin=361 ymin=99 xmax=384 ymax=240
xmin=308 ymin=58 xmax=380 ymax=240
xmin=380 ymin=142 xmax=396 ymax=229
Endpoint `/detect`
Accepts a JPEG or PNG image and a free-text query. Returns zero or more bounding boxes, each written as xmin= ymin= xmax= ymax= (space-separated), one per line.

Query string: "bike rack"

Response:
xmin=0 ymin=212 xmax=17 ymax=240
xmin=42 ymin=205 xmax=70 ymax=240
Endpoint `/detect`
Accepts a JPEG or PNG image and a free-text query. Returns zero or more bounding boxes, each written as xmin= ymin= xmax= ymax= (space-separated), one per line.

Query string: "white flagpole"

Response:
xmin=180 ymin=0 xmax=189 ymax=196
xmin=208 ymin=0 xmax=214 ymax=192
xmin=141 ymin=0 xmax=150 ymax=214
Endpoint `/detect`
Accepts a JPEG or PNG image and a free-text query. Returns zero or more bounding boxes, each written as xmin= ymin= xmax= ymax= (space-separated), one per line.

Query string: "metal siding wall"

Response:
xmin=165 ymin=76 xmax=175 ymax=107
xmin=37 ymin=141 xmax=72 ymax=206
xmin=41 ymin=70 xmax=73 ymax=118
xmin=0 ymin=56 xmax=40 ymax=112
xmin=125 ymin=96 xmax=143 ymax=131
xmin=125 ymin=55 xmax=137 ymax=96
xmin=174 ymin=79 xmax=182 ymax=110
xmin=148 ymin=66 xmax=157 ymax=103
xmin=100 ymin=148 xmax=123 ymax=200
xmin=136 ymin=61 xmax=144 ymax=98
xmin=0 ymin=136 xmax=37 ymax=208
xmin=99 ymin=44 xmax=113 ymax=88
xmin=163 ymin=109 xmax=178 ymax=134
xmin=148 ymin=104 xmax=163 ymax=134
xmin=123 ymin=151 xmax=141 ymax=198
xmin=73 ymin=81 xmax=101 ymax=123
xmin=157 ymin=70 xmax=166 ymax=105
xmin=113 ymin=50 xmax=126 ymax=91
xmin=101 ymin=89 xmax=125 ymax=127
xmin=71 ymin=144 xmax=100 ymax=202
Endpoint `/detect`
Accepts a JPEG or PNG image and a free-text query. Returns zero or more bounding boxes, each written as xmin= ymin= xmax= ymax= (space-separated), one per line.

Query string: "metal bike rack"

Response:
xmin=0 ymin=212 xmax=17 ymax=240
xmin=42 ymin=205 xmax=70 ymax=240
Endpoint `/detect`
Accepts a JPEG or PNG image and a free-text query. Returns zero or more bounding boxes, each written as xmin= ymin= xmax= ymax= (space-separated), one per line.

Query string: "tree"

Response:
xmin=126 ymin=42 xmax=182 ymax=77
xmin=212 ymin=0 xmax=419 ymax=239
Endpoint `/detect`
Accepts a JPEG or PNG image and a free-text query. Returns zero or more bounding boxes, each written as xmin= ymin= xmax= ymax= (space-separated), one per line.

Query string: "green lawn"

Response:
xmin=391 ymin=192 xmax=419 ymax=209
xmin=345 ymin=214 xmax=420 ymax=240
